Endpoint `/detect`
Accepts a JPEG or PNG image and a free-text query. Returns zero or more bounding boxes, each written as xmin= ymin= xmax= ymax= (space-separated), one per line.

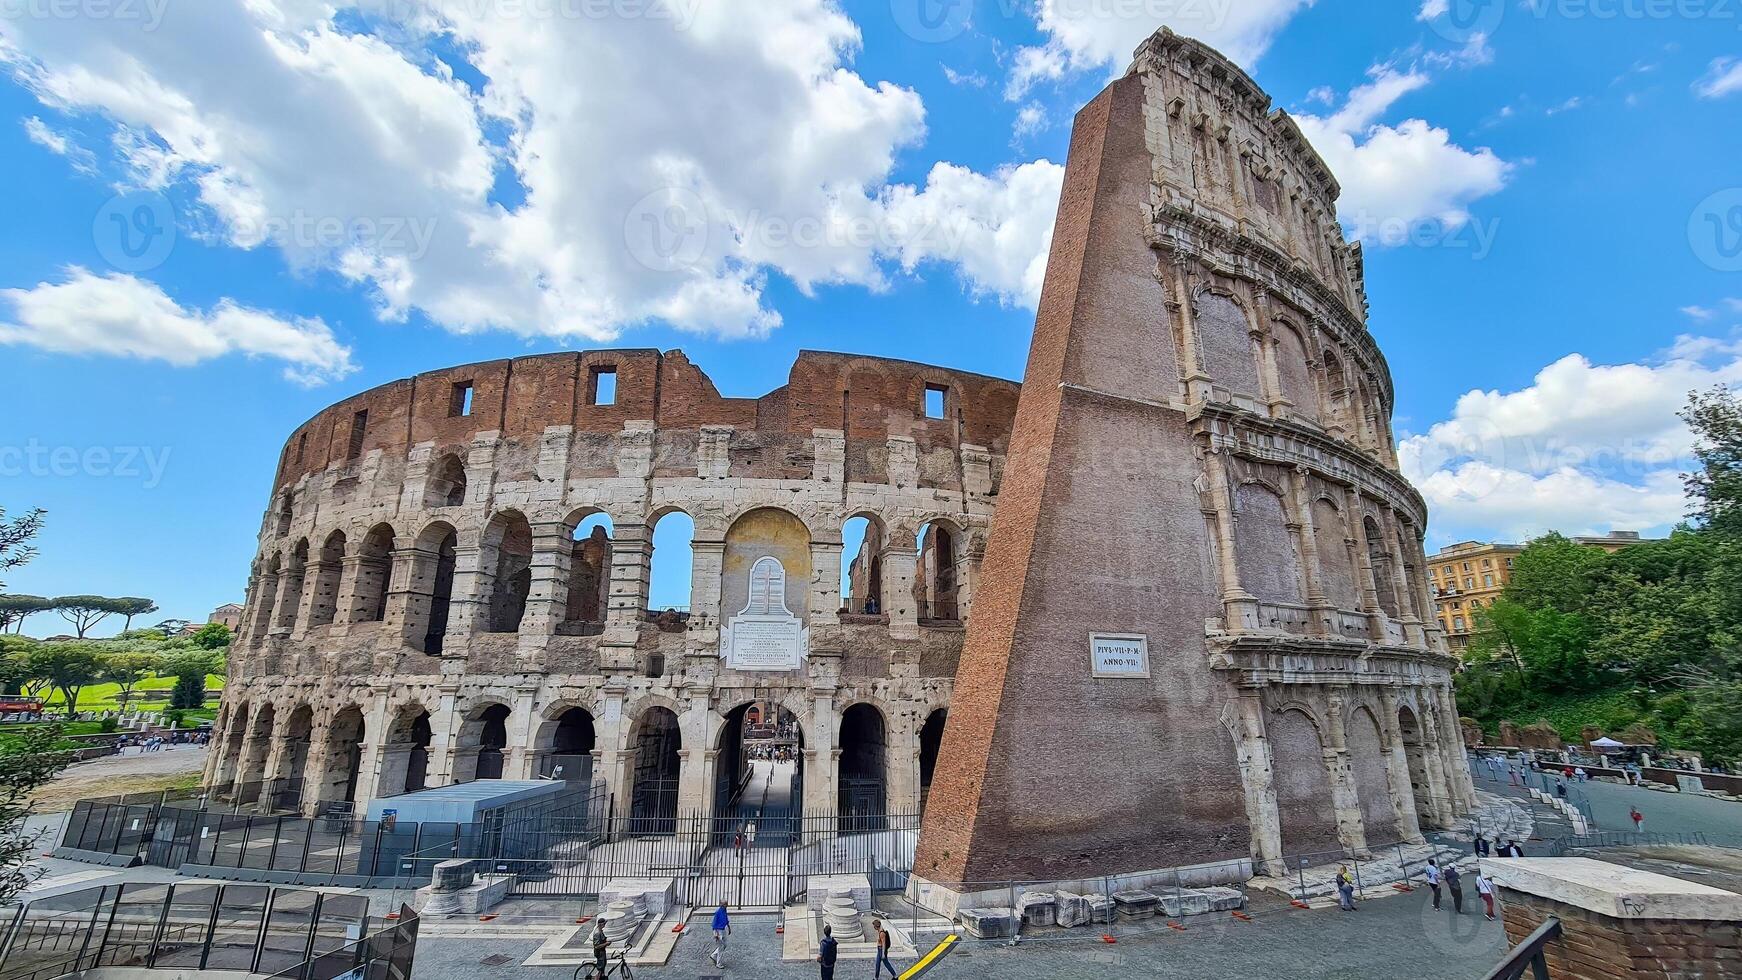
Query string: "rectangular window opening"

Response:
xmin=924 ymin=384 xmax=947 ymax=420
xmin=295 ymin=432 xmax=307 ymax=465
xmin=348 ymin=409 xmax=368 ymax=458
xmin=450 ymin=381 xmax=475 ymax=418
xmin=591 ymin=367 xmax=618 ymax=406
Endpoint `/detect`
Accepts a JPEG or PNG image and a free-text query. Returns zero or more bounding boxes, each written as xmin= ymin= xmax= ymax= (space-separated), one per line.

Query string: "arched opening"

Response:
xmin=308 ymin=531 xmax=346 ymax=628
xmin=537 ymin=707 xmax=597 ymax=782
xmin=317 ymin=707 xmax=366 ymax=810
xmin=1234 ymin=484 xmax=1304 ymax=606
xmin=274 ymin=705 xmax=315 ymax=806
xmin=1322 ymin=349 xmax=1351 ymax=429
xmin=1269 ymin=708 xmax=1339 ymax=856
xmin=413 ymin=523 xmax=458 ymax=655
xmin=629 ymin=706 xmax=682 ymax=834
xmin=713 ymin=701 xmax=802 ymax=846
xmin=563 ymin=512 xmax=614 ymax=633
xmin=484 ymin=510 xmax=533 ymax=633
xmin=276 ymin=494 xmax=294 ymax=537
xmin=378 ymin=705 xmax=432 ymax=798
xmin=914 ymin=521 xmax=959 ymax=622
xmin=1364 ymin=516 xmax=1400 ymax=617
xmin=218 ymin=704 xmax=250 ymax=792
xmin=238 ymin=704 xmax=275 ymax=803
xmin=350 ymin=524 xmax=395 ymax=624
xmin=919 ymin=709 xmax=947 ymax=813
xmin=841 ymin=515 xmax=885 ymax=616
xmin=647 ymin=510 xmax=695 ymax=624
xmin=251 ymin=556 xmax=281 ymax=640
xmin=1311 ymin=499 xmax=1360 ymax=610
xmin=1397 ymin=705 xmax=1436 ymax=828
xmin=474 ymin=704 xmax=510 ymax=780
xmin=276 ymin=539 xmax=309 ymax=630
xmin=425 ymin=453 xmax=467 ymax=509
xmin=837 ymin=703 xmax=887 ymax=833
xmin=1347 ymin=706 xmax=1404 ymax=846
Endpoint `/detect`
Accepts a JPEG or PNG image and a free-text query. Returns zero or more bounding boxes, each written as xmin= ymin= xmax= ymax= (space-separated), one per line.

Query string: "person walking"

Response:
xmin=1556 ymin=780 xmax=1568 ymax=800
xmin=710 ymin=902 xmax=731 ymax=968
xmin=871 ymin=919 xmax=899 ymax=977
xmin=590 ymin=922 xmax=609 ymax=978
xmin=1474 ymin=833 xmax=1490 ymax=858
xmin=1445 ymin=864 xmax=1465 ymax=914
xmin=1335 ymin=866 xmax=1358 ymax=912
xmin=816 ymin=923 xmax=839 ymax=980
xmin=1475 ymin=869 xmax=1496 ymax=921
xmin=1424 ymin=859 xmax=1443 ymax=910
xmin=1630 ymin=806 xmax=1645 ymax=832
xmin=747 ymin=820 xmax=758 ymax=848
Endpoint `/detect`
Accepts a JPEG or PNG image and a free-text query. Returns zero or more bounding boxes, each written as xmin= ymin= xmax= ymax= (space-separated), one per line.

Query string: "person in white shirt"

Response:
xmin=1475 ymin=870 xmax=1496 ymax=921
xmin=1424 ymin=859 xmax=1443 ymax=911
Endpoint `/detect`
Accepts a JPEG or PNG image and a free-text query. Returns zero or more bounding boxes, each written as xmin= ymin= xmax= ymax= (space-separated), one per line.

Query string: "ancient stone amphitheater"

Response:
xmin=209 ymin=29 xmax=1474 ymax=885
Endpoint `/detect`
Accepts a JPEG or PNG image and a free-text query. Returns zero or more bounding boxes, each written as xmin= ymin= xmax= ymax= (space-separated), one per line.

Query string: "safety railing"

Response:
xmin=1480 ymin=916 xmax=1561 ymax=980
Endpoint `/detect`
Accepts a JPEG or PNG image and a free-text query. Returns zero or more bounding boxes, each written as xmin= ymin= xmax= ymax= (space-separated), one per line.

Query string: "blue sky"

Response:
xmin=2 ymin=0 xmax=1741 ymax=633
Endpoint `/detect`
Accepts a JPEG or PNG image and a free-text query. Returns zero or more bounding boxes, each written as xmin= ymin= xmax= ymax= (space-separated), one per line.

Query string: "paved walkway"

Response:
xmin=1576 ymin=778 xmax=1742 ymax=840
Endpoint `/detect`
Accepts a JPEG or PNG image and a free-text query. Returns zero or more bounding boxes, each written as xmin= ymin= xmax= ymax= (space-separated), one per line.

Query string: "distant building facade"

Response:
xmin=209 ymin=604 xmax=245 ymax=631
xmin=1428 ymin=541 xmax=1523 ymax=653
xmin=1570 ymin=530 xmax=1661 ymax=553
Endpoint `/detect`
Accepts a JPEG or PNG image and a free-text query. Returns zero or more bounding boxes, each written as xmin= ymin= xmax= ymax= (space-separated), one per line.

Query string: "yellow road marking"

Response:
xmin=899 ymin=934 xmax=959 ymax=980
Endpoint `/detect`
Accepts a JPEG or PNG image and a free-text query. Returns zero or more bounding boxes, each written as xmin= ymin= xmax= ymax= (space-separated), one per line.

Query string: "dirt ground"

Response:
xmin=28 ymin=745 xmax=208 ymax=812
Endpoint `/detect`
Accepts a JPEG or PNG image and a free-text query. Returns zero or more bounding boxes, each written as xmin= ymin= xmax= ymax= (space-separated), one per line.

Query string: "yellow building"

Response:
xmin=1427 ymin=541 xmax=1523 ymax=654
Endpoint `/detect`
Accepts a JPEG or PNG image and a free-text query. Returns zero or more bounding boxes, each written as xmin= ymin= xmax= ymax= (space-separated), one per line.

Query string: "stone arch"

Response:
xmin=1396 ymin=704 xmax=1437 ymax=828
xmin=349 ymin=523 xmax=395 ymax=624
xmin=1346 ymin=705 xmax=1401 ymax=847
xmin=1268 ymin=707 xmax=1340 ymax=857
xmin=1363 ymin=515 xmax=1400 ymax=617
xmin=315 ymin=705 xmax=367 ymax=808
xmin=840 ymin=512 xmax=888 ymax=616
xmin=1271 ymin=318 xmax=1319 ymax=422
xmin=217 ymin=703 xmax=250 ymax=790
xmin=914 ymin=518 xmax=962 ymax=622
xmin=647 ymin=508 xmax=695 ymax=616
xmin=276 ymin=493 xmax=295 ymax=538
xmin=275 ymin=703 xmax=315 ymax=799
xmin=276 ymin=539 xmax=309 ymax=630
xmin=838 ymin=702 xmax=888 ymax=832
xmin=377 ymin=702 xmax=433 ymax=798
xmin=534 ymin=705 xmax=597 ymax=782
xmin=483 ymin=509 xmax=534 ymax=633
xmin=723 ymin=507 xmax=811 ymax=625
xmin=1233 ymin=482 xmax=1304 ymax=605
xmin=252 ymin=554 xmax=282 ymax=640
xmin=454 ymin=700 xmax=512 ymax=781
xmin=307 ymin=530 xmax=347 ymax=628
xmin=919 ymin=708 xmax=947 ymax=812
xmin=1321 ymin=347 xmax=1353 ymax=431
xmin=712 ymin=699 xmax=804 ymax=834
xmin=563 ymin=508 xmax=614 ymax=630
xmin=628 ymin=705 xmax=682 ymax=832
xmin=236 ymin=703 xmax=275 ymax=801
xmin=1192 ymin=287 xmax=1263 ymax=399
xmin=410 ymin=521 xmax=459 ymax=654
xmin=425 ymin=452 xmax=468 ymax=509
xmin=1312 ymin=497 xmax=1361 ymax=610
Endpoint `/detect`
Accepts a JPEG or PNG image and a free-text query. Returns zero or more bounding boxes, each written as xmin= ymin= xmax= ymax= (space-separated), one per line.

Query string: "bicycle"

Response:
xmin=574 ymin=950 xmax=633 ymax=980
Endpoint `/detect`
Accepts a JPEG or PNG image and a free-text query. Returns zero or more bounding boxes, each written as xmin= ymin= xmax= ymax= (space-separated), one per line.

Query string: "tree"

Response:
xmin=24 ymin=644 xmax=102 ymax=716
xmin=160 ymin=652 xmax=215 ymax=710
xmin=152 ymin=619 xmax=191 ymax=637
xmin=52 ymin=596 xmax=127 ymax=639
xmin=0 ymin=724 xmax=74 ymax=902
xmin=0 ymin=508 xmax=45 ymax=592
xmin=0 ymin=595 xmax=53 ymax=635
xmin=189 ymin=622 xmax=232 ymax=650
xmin=100 ymin=653 xmax=157 ymax=710
xmin=111 ymin=598 xmax=159 ymax=634
xmin=1683 ymin=387 xmax=1742 ymax=538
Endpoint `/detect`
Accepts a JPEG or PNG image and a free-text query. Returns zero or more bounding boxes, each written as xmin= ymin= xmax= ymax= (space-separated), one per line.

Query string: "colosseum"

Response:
xmin=208 ymin=28 xmax=1474 ymax=892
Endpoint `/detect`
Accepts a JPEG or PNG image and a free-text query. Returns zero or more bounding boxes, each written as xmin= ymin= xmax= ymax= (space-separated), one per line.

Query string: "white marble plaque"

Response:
xmin=1090 ymin=633 xmax=1150 ymax=678
xmin=724 ymin=556 xmax=807 ymax=672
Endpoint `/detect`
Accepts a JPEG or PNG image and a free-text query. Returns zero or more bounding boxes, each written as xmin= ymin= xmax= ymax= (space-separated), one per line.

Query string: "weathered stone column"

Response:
xmin=1286 ymin=469 xmax=1328 ymax=623
xmin=1375 ymin=690 xmax=1427 ymax=844
xmin=292 ymin=560 xmax=323 ymax=636
xmin=443 ymin=543 xmax=488 ymax=638
xmin=351 ymin=694 xmax=393 ymax=813
xmin=809 ymin=540 xmax=843 ymax=626
xmin=603 ymin=524 xmax=653 ymax=673
xmin=882 ymin=539 xmax=919 ymax=641
xmin=1223 ymin=696 xmax=1285 ymax=876
xmin=269 ymin=566 xmax=300 ymax=635
xmin=424 ymin=677 xmax=462 ymax=786
xmin=503 ymin=681 xmax=539 ymax=779
xmin=329 ymin=554 xmax=366 ymax=636
xmin=1346 ymin=494 xmax=1389 ymax=637
xmin=678 ymin=691 xmax=712 ymax=814
xmin=1206 ymin=450 xmax=1260 ymax=632
xmin=1323 ymin=691 xmax=1371 ymax=857
xmin=1417 ymin=700 xmax=1457 ymax=827
xmin=1436 ymin=686 xmax=1478 ymax=812
xmin=601 ymin=682 xmax=633 ymax=822
xmin=520 ymin=520 xmax=573 ymax=644
xmin=1381 ymin=511 xmax=1425 ymax=646
xmin=804 ymin=691 xmax=840 ymax=839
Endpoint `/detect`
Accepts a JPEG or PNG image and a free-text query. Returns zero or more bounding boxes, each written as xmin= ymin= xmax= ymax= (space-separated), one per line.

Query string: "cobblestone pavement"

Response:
xmin=1576 ymin=778 xmax=1742 ymax=840
xmin=414 ymin=891 xmax=1506 ymax=980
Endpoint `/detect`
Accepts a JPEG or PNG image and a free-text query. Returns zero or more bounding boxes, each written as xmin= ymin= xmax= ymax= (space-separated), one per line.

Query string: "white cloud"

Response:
xmin=0 ymin=267 xmax=355 ymax=386
xmin=21 ymin=115 xmax=95 ymax=173
xmin=880 ymin=160 xmax=1066 ymax=308
xmin=942 ymin=65 xmax=986 ymax=88
xmin=1012 ymin=102 xmax=1047 ymax=141
xmin=1694 ymin=56 xmax=1742 ymax=99
xmin=1682 ymin=305 xmax=1714 ymax=321
xmin=1 ymin=0 xmax=1058 ymax=348
xmin=1415 ymin=0 xmax=1450 ymax=18
xmin=1294 ymin=67 xmax=1511 ymax=232
xmin=1006 ymin=0 xmax=1312 ymax=99
xmin=1546 ymin=96 xmax=1584 ymax=115
xmin=1401 ymin=340 xmax=1742 ymax=541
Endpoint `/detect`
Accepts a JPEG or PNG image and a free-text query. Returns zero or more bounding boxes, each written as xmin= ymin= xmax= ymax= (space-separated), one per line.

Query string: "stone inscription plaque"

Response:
xmin=724 ymin=555 xmax=806 ymax=672
xmin=1090 ymin=633 xmax=1150 ymax=678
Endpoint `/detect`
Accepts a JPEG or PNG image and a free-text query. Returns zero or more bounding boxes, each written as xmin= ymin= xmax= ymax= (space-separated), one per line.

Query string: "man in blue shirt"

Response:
xmin=816 ymin=923 xmax=838 ymax=980
xmin=711 ymin=903 xmax=731 ymax=968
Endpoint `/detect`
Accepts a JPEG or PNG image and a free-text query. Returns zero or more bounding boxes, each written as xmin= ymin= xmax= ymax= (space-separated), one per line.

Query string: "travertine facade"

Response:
xmin=209 ymin=31 xmax=1474 ymax=882
xmin=914 ymin=29 xmax=1474 ymax=890
xmin=208 ymin=348 xmax=1016 ymax=822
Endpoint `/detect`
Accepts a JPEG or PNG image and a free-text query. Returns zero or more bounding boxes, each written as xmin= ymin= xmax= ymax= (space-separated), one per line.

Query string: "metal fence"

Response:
xmin=0 ymin=881 xmax=406 ymax=980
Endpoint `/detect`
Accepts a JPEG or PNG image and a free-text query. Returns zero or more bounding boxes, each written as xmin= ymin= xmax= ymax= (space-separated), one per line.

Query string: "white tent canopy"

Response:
xmin=1588 ymin=737 xmax=1627 ymax=749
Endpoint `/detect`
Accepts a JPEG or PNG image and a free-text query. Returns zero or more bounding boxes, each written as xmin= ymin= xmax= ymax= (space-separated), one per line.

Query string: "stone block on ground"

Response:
xmin=1016 ymin=891 xmax=1055 ymax=927
xmin=806 ymin=874 xmax=871 ymax=914
xmin=955 ymin=907 xmax=1016 ymax=940
xmin=1053 ymin=891 xmax=1090 ymax=928
xmin=1157 ymin=888 xmax=1211 ymax=918
xmin=600 ymin=878 xmax=675 ymax=920
xmin=1111 ymin=890 xmax=1159 ymax=919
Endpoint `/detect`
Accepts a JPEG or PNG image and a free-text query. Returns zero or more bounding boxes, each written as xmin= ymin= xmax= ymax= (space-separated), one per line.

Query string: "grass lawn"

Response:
xmin=37 ymin=674 xmax=227 ymax=714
